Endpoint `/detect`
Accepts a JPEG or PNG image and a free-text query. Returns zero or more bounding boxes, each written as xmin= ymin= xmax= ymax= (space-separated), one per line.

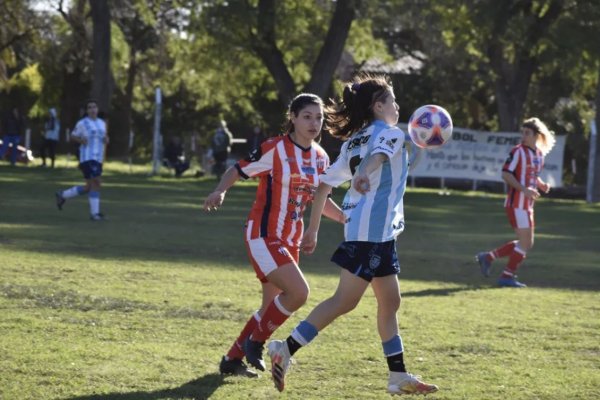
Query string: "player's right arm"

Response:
xmin=203 ymin=166 xmax=241 ymax=211
xmin=71 ymin=121 xmax=88 ymax=145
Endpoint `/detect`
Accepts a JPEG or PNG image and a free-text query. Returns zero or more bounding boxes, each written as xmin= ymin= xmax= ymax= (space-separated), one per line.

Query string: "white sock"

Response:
xmin=88 ymin=191 xmax=100 ymax=215
xmin=62 ymin=186 xmax=85 ymax=199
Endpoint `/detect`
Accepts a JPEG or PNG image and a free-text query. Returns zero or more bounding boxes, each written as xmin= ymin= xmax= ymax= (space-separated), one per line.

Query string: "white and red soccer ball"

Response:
xmin=407 ymin=105 xmax=453 ymax=149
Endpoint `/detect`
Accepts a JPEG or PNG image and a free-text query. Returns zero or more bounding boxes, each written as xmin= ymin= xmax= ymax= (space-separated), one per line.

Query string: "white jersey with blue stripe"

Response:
xmin=72 ymin=117 xmax=107 ymax=163
xmin=320 ymin=120 xmax=408 ymax=242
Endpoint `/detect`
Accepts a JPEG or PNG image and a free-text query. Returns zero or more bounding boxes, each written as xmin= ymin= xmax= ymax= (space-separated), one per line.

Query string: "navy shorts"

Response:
xmin=80 ymin=160 xmax=103 ymax=179
xmin=331 ymin=240 xmax=400 ymax=282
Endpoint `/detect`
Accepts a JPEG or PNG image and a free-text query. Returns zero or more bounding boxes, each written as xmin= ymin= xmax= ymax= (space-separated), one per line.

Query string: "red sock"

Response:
xmin=226 ymin=312 xmax=260 ymax=360
xmin=250 ymin=296 xmax=292 ymax=343
xmin=492 ymin=240 xmax=517 ymax=260
xmin=501 ymin=247 xmax=526 ymax=278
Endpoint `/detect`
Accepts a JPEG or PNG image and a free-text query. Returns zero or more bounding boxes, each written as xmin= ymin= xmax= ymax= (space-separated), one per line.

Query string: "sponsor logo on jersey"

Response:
xmin=341 ymin=202 xmax=357 ymax=210
xmin=347 ymin=134 xmax=371 ymax=150
xmin=288 ymin=198 xmax=303 ymax=207
xmin=301 ymin=165 xmax=315 ymax=175
xmin=373 ymin=145 xmax=394 ymax=155
xmin=291 ymin=174 xmax=316 ymax=195
xmin=245 ymin=148 xmax=262 ymax=162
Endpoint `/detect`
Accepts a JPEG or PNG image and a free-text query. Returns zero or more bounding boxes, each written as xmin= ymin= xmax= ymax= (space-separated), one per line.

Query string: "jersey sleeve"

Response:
xmin=502 ymin=147 xmax=520 ymax=173
xmin=71 ymin=120 xmax=84 ymax=138
xmin=371 ymin=127 xmax=404 ymax=159
xmin=235 ymin=138 xmax=276 ymax=179
xmin=319 ymin=141 xmax=352 ymax=187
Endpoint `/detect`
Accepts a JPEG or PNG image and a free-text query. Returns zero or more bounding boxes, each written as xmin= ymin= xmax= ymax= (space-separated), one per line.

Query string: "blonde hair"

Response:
xmin=522 ymin=117 xmax=556 ymax=156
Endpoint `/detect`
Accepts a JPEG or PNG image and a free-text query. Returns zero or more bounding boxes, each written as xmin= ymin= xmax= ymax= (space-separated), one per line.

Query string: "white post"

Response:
xmin=586 ymin=118 xmax=597 ymax=203
xmin=25 ymin=128 xmax=31 ymax=150
xmin=152 ymin=86 xmax=162 ymax=175
xmin=128 ymin=130 xmax=134 ymax=173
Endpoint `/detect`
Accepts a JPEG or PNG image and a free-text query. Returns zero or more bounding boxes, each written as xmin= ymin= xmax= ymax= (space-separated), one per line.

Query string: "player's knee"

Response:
xmin=287 ymin=283 xmax=309 ymax=310
xmin=335 ymin=295 xmax=361 ymax=315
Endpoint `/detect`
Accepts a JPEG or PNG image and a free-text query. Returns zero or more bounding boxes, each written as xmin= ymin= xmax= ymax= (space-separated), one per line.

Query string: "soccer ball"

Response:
xmin=407 ymin=105 xmax=453 ymax=149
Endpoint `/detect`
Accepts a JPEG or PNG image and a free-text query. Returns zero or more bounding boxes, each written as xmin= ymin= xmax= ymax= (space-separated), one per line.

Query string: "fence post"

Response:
xmin=586 ymin=118 xmax=597 ymax=203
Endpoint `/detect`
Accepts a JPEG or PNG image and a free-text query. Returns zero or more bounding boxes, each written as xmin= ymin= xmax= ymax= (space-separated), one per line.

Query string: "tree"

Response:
xmin=484 ymin=1 xmax=564 ymax=131
xmin=89 ymin=0 xmax=112 ymax=115
xmin=201 ymin=0 xmax=361 ymax=107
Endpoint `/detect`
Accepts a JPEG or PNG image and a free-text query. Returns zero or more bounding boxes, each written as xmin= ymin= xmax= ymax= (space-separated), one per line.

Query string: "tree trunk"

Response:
xmin=253 ymin=0 xmax=296 ymax=106
xmin=304 ymin=0 xmax=359 ymax=98
xmin=89 ymin=0 xmax=112 ymax=115
xmin=253 ymin=0 xmax=358 ymax=106
xmin=487 ymin=0 xmax=563 ymax=131
xmin=491 ymin=50 xmax=535 ymax=131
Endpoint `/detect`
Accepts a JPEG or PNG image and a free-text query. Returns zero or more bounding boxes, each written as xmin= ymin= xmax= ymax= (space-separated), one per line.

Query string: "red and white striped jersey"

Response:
xmin=235 ymin=135 xmax=330 ymax=247
xmin=502 ymin=144 xmax=544 ymax=210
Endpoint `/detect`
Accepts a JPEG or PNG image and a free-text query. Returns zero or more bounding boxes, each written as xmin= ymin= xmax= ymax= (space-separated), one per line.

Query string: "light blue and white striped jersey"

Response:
xmin=320 ymin=119 xmax=408 ymax=242
xmin=72 ymin=117 xmax=107 ymax=163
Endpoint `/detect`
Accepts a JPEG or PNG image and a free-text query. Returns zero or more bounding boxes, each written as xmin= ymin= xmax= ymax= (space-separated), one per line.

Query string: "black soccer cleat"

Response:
xmin=90 ymin=213 xmax=106 ymax=221
xmin=55 ymin=192 xmax=66 ymax=210
xmin=244 ymin=337 xmax=266 ymax=371
xmin=219 ymin=356 xmax=258 ymax=378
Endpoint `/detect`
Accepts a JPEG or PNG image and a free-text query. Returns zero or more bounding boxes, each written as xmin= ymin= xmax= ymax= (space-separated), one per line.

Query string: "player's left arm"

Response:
xmin=537 ymin=177 xmax=550 ymax=193
xmin=322 ymin=196 xmax=345 ymax=224
xmin=301 ymin=182 xmax=332 ymax=254
xmin=353 ymin=128 xmax=403 ymax=194
xmin=353 ymin=153 xmax=387 ymax=194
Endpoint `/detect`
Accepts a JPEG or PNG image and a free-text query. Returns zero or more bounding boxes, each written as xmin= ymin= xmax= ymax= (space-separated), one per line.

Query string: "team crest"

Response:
xmin=316 ymin=157 xmax=326 ymax=170
xmin=369 ymin=254 xmax=381 ymax=269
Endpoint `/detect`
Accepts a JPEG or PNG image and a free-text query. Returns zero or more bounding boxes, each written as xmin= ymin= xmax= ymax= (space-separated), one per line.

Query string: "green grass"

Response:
xmin=1 ymin=160 xmax=599 ymax=400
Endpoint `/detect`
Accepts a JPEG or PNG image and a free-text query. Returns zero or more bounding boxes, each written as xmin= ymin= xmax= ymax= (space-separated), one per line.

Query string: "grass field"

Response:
xmin=1 ymin=160 xmax=599 ymax=400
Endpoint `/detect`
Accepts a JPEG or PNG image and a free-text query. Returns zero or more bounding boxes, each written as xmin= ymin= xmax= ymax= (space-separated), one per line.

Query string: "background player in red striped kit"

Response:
xmin=476 ymin=117 xmax=556 ymax=287
xmin=203 ymin=93 xmax=345 ymax=377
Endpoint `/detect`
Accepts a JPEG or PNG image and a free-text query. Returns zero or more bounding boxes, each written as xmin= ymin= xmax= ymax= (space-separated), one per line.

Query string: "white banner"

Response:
xmin=402 ymin=125 xmax=566 ymax=187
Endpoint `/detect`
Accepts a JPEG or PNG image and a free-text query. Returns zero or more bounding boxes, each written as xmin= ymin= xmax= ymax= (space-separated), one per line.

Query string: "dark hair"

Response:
xmin=283 ymin=93 xmax=324 ymax=134
xmin=326 ymin=74 xmax=393 ymax=140
xmin=85 ymin=99 xmax=98 ymax=109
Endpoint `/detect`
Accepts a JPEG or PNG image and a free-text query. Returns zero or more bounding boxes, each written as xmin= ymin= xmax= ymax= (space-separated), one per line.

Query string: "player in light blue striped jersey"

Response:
xmin=55 ymin=99 xmax=109 ymax=221
xmin=267 ymin=76 xmax=438 ymax=395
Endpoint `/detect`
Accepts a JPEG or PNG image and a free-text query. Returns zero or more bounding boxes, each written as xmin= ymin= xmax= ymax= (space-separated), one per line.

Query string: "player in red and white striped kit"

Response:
xmin=203 ymin=93 xmax=345 ymax=377
xmin=476 ymin=117 xmax=556 ymax=287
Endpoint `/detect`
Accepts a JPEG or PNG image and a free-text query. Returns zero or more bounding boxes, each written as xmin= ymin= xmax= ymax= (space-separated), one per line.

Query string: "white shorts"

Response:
xmin=505 ymin=207 xmax=534 ymax=229
xmin=244 ymin=237 xmax=299 ymax=283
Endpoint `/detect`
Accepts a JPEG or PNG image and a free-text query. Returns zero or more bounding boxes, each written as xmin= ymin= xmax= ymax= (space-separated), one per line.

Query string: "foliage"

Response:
xmin=0 ymin=0 xmax=598 ymax=181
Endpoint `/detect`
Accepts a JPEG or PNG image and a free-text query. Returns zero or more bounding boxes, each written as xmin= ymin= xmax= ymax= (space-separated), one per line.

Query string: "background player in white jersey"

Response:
xmin=267 ymin=76 xmax=438 ymax=396
xmin=476 ymin=117 xmax=555 ymax=287
xmin=55 ymin=99 xmax=109 ymax=221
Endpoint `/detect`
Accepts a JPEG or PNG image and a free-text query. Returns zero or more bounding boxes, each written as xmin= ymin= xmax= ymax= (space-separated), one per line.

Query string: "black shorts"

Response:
xmin=79 ymin=160 xmax=103 ymax=179
xmin=331 ymin=240 xmax=400 ymax=282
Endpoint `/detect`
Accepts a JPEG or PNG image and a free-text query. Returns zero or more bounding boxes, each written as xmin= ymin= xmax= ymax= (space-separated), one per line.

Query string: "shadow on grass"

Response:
xmin=64 ymin=373 xmax=227 ymax=400
xmin=2 ymin=165 xmax=599 ymax=292
xmin=402 ymin=285 xmax=481 ymax=297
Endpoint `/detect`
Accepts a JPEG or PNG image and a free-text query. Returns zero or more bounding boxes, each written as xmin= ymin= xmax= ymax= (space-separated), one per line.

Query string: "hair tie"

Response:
xmin=351 ymin=83 xmax=360 ymax=92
